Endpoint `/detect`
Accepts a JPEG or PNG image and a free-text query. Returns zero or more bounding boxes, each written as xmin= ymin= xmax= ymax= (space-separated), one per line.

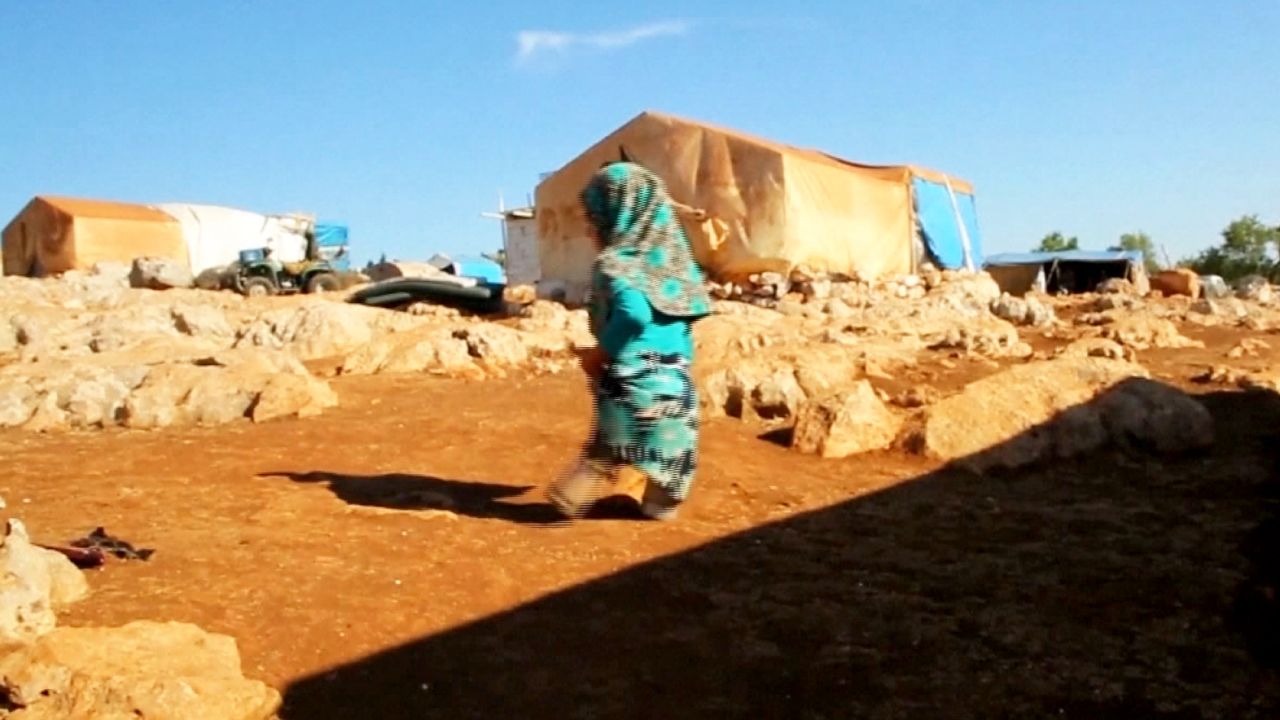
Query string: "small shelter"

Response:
xmin=984 ymin=250 xmax=1149 ymax=296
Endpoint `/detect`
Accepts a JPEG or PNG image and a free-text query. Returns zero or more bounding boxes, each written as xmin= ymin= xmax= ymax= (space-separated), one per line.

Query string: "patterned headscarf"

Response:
xmin=580 ymin=162 xmax=712 ymax=319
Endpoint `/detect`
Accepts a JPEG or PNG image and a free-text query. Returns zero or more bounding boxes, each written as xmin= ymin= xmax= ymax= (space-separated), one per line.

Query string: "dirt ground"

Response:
xmin=5 ymin=323 xmax=1280 ymax=718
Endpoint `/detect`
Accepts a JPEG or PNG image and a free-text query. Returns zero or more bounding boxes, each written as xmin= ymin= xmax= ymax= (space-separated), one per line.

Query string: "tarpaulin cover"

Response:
xmin=912 ymin=178 xmax=985 ymax=270
xmin=985 ymin=250 xmax=1143 ymax=267
xmin=315 ymin=223 xmax=348 ymax=247
xmin=449 ymin=256 xmax=505 ymax=285
xmin=315 ymin=223 xmax=351 ymax=270
xmin=2 ymin=196 xmax=188 ymax=276
xmin=534 ymin=111 xmax=977 ymax=302
xmin=157 ymin=203 xmax=311 ymax=274
xmin=985 ymin=249 xmax=1147 ymax=296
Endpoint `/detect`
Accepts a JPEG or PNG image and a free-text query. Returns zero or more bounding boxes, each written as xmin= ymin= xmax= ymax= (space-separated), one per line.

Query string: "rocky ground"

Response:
xmin=2 ymin=265 xmax=1280 ymax=718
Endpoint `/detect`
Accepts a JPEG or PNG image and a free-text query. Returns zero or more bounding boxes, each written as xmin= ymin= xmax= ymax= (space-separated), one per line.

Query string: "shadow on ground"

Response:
xmin=280 ymin=380 xmax=1280 ymax=718
xmin=261 ymin=471 xmax=650 ymax=524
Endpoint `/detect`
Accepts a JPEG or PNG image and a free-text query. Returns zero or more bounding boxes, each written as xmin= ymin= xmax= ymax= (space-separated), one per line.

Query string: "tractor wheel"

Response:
xmin=306 ymin=272 xmax=341 ymax=294
xmin=241 ymin=276 xmax=276 ymax=298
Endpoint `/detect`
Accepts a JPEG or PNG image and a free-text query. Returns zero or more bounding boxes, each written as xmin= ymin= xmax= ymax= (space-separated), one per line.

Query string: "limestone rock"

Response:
xmin=172 ymin=303 xmax=235 ymax=338
xmin=129 ymin=257 xmax=194 ymax=290
xmin=0 ymin=381 xmax=37 ymax=428
xmin=824 ymin=298 xmax=855 ymax=319
xmin=1094 ymin=293 xmax=1143 ymax=312
xmin=88 ymin=261 xmax=131 ymax=286
xmin=928 ymin=316 xmax=1023 ymax=357
xmin=910 ymin=358 xmax=1211 ymax=472
xmin=1100 ymin=316 xmax=1204 ymax=351
xmin=991 ymin=293 xmax=1054 ymax=327
xmin=792 ymin=381 xmax=902 ymax=459
xmin=1058 ymin=337 xmax=1136 ymax=362
xmin=1097 ymin=278 xmax=1136 ymax=294
xmin=338 ymin=328 xmax=477 ymax=377
xmin=750 ymin=369 xmax=807 ymax=421
xmin=699 ymin=364 xmax=771 ymax=419
xmin=193 ymin=266 xmax=230 ymax=291
xmin=453 ymin=325 xmax=529 ymax=367
xmin=1226 ymin=337 xmax=1271 ymax=359
xmin=890 ymin=386 xmax=941 ymax=409
xmin=1150 ymin=268 xmax=1200 ymax=298
xmin=0 ymin=620 xmax=281 ymax=719
xmin=0 ymin=519 xmax=89 ymax=644
xmin=1235 ymin=275 xmax=1274 ymax=303
xmin=250 ymin=373 xmax=339 ymax=423
xmin=517 ymin=300 xmax=572 ymax=330
xmin=236 ymin=302 xmax=376 ymax=359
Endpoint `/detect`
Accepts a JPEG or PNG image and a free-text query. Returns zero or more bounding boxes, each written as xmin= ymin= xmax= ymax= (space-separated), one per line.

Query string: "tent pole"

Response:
xmin=943 ymin=175 xmax=974 ymax=272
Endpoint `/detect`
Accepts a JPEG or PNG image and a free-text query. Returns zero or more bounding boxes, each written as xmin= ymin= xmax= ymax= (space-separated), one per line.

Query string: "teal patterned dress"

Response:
xmin=579 ymin=162 xmax=712 ymax=510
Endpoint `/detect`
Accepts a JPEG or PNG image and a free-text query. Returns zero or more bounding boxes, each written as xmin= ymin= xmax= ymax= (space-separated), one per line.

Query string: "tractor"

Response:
xmin=232 ymin=248 xmax=340 ymax=297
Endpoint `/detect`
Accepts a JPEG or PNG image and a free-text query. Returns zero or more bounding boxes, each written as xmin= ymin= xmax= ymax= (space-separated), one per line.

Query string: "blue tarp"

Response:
xmin=912 ymin=178 xmax=984 ymax=270
xmin=315 ymin=223 xmax=348 ymax=247
xmin=984 ymin=250 xmax=1143 ymax=267
xmin=450 ymin=256 xmax=506 ymax=285
xmin=314 ymin=223 xmax=350 ymax=271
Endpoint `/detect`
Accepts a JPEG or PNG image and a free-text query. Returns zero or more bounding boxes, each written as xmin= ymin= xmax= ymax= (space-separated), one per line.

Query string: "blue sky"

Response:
xmin=1 ymin=1 xmax=1277 ymax=266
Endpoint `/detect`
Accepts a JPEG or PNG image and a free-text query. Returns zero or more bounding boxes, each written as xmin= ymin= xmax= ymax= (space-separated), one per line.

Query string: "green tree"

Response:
xmin=1109 ymin=232 xmax=1160 ymax=273
xmin=1185 ymin=215 xmax=1280 ymax=281
xmin=1033 ymin=232 xmax=1080 ymax=252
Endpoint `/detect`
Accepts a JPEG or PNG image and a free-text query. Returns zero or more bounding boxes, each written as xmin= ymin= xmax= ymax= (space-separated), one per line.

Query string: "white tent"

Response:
xmin=156 ymin=203 xmax=311 ymax=275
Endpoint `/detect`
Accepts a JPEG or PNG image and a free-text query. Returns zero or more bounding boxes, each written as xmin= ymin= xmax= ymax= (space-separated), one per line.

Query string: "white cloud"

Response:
xmin=515 ymin=20 xmax=691 ymax=64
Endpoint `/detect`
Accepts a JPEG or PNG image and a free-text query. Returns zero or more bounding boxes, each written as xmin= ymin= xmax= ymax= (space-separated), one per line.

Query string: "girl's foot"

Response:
xmin=639 ymin=482 xmax=681 ymax=521
xmin=547 ymin=458 xmax=611 ymax=519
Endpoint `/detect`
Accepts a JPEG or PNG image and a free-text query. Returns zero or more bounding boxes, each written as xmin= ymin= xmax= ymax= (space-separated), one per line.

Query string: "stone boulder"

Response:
xmin=0 ymin=620 xmax=281 ymax=719
xmin=87 ymin=305 xmax=181 ymax=353
xmin=792 ymin=381 xmax=902 ymax=458
xmin=0 ymin=365 xmax=150 ymax=430
xmin=172 ymin=303 xmax=235 ymax=338
xmin=0 ymin=519 xmax=89 ymax=644
xmin=1189 ymin=297 xmax=1250 ymax=321
xmin=0 ymin=381 xmax=38 ymax=427
xmin=1094 ymin=293 xmax=1143 ymax=312
xmin=516 ymin=301 xmax=573 ymax=331
xmin=453 ymin=325 xmax=529 ymax=368
xmin=1057 ymin=337 xmax=1135 ymax=362
xmin=928 ymin=316 xmax=1030 ymax=358
xmin=88 ymin=261 xmax=132 ymax=286
xmin=990 ymin=293 xmax=1055 ymax=327
xmin=250 ymin=372 xmax=339 ymax=423
xmin=1097 ymin=278 xmax=1136 ymax=294
xmin=1100 ymin=315 xmax=1204 ymax=351
xmin=337 ymin=327 xmax=480 ymax=377
xmin=129 ymin=257 xmax=194 ymax=290
xmin=1199 ymin=274 xmax=1231 ymax=299
xmin=236 ymin=302 xmax=377 ymax=359
xmin=909 ymin=358 xmax=1212 ymax=472
xmin=122 ymin=350 xmax=336 ymax=429
xmin=1235 ymin=275 xmax=1274 ymax=303
xmin=1227 ymin=338 xmax=1271 ymax=359
xmin=749 ymin=369 xmax=808 ymax=421
xmin=1150 ymin=268 xmax=1200 ymax=298
xmin=935 ymin=271 xmax=1002 ymax=309
xmin=699 ymin=364 xmax=773 ymax=419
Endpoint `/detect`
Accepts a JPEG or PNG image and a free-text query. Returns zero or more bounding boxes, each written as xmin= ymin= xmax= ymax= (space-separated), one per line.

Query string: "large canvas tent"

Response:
xmin=2 ymin=196 xmax=189 ymax=276
xmin=156 ymin=203 xmax=311 ymax=275
xmin=533 ymin=111 xmax=983 ymax=302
